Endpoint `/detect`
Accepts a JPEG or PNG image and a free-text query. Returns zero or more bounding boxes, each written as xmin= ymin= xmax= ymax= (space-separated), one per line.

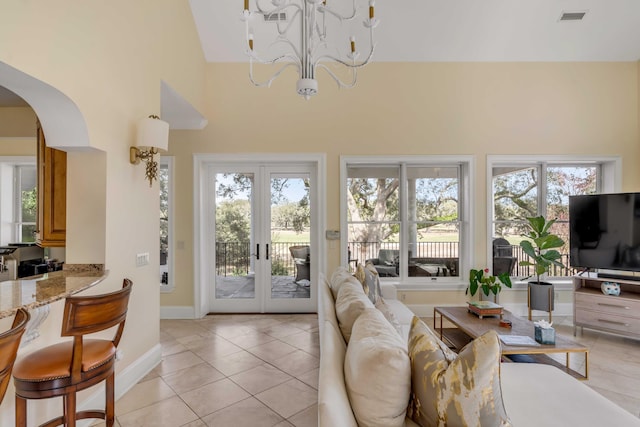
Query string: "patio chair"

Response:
xmin=367 ymin=249 xmax=399 ymax=277
xmin=289 ymin=245 xmax=311 ymax=283
xmin=493 ymin=238 xmax=517 ymax=276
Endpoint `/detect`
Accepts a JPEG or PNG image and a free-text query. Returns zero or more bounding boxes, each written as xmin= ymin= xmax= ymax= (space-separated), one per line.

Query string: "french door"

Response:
xmin=208 ymin=162 xmax=317 ymax=313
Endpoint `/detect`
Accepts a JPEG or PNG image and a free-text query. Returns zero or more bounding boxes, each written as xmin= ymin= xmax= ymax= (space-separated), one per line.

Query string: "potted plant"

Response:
xmin=467 ymin=267 xmax=512 ymax=302
xmin=519 ymin=215 xmax=566 ymax=319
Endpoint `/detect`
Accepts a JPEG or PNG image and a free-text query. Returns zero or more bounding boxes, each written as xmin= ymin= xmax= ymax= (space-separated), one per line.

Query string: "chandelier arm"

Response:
xmin=274 ymin=8 xmax=301 ymax=37
xmin=316 ymin=63 xmax=357 ymax=89
xmin=318 ymin=3 xmax=357 ymax=21
xmin=248 ymin=51 xmax=300 ymax=66
xmin=254 ymin=0 xmax=301 ymax=17
xmin=249 ymin=60 xmax=300 ymax=88
xmin=314 ymin=43 xmax=376 ymax=69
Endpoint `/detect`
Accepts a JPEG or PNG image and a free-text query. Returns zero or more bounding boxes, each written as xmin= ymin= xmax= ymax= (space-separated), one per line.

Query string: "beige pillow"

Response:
xmin=345 ymin=308 xmax=411 ymax=427
xmin=375 ymin=298 xmax=402 ymax=335
xmin=330 ymin=266 xmax=360 ymax=300
xmin=407 ymin=316 xmax=511 ymax=427
xmin=353 ymin=263 xmax=367 ymax=291
xmin=335 ymin=280 xmax=374 ymax=342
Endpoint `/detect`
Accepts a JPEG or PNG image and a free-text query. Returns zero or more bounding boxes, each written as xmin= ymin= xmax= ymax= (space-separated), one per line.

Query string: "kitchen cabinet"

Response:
xmin=36 ymin=122 xmax=66 ymax=247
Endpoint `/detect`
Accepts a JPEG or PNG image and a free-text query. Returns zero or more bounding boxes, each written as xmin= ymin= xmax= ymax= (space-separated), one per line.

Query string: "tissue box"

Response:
xmin=534 ymin=325 xmax=555 ymax=345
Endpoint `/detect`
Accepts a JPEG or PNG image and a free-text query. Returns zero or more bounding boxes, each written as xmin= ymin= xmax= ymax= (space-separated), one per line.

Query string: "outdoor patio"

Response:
xmin=216 ymin=275 xmax=311 ymax=299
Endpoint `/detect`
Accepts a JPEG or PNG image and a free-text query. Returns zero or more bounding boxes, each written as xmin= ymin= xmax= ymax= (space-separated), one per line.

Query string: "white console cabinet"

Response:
xmin=574 ymin=275 xmax=640 ymax=339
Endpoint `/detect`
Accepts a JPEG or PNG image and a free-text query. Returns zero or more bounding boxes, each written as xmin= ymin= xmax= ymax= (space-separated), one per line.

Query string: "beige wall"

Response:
xmin=0 ymin=1 xmax=206 ymax=424
xmin=163 ymin=61 xmax=640 ymax=309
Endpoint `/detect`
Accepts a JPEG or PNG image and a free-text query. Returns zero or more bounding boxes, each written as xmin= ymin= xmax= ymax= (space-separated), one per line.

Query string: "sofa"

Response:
xmin=318 ymin=266 xmax=640 ymax=427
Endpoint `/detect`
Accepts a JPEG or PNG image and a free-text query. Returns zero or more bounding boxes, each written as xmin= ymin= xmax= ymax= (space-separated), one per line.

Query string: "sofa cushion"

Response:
xmin=335 ymin=280 xmax=374 ymax=342
xmin=344 ymin=308 xmax=411 ymax=427
xmin=407 ymin=316 xmax=511 ymax=427
xmin=330 ymin=266 xmax=360 ymax=300
xmin=318 ymin=320 xmax=358 ymax=427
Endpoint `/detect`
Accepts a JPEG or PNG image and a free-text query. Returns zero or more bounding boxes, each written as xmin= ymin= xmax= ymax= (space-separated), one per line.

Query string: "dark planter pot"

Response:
xmin=528 ymin=281 xmax=554 ymax=312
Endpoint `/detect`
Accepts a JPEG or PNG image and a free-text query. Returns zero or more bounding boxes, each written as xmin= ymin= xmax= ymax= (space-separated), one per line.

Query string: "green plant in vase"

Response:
xmin=467 ymin=267 xmax=512 ymax=301
xmin=519 ymin=215 xmax=566 ymax=320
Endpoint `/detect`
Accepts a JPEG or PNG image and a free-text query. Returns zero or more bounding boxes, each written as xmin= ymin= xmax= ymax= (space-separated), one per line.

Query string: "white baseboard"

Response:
xmin=160 ymin=305 xmax=196 ymax=319
xmin=76 ymin=343 xmax=162 ymax=426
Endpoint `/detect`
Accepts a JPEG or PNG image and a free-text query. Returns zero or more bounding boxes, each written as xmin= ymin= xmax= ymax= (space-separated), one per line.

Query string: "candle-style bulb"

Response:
xmin=248 ymin=31 xmax=254 ymax=50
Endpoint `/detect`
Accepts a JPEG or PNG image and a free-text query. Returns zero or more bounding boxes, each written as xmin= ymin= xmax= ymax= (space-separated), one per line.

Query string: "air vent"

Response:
xmin=264 ymin=12 xmax=287 ymax=22
xmin=559 ymin=11 xmax=587 ymax=21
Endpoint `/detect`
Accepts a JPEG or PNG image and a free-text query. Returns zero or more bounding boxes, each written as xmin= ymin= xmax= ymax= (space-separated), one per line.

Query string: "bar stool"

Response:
xmin=0 ymin=308 xmax=30 ymax=404
xmin=13 ymin=279 xmax=132 ymax=427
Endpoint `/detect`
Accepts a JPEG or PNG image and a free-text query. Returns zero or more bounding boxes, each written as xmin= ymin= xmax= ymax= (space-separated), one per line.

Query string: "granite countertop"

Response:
xmin=0 ymin=266 xmax=108 ymax=319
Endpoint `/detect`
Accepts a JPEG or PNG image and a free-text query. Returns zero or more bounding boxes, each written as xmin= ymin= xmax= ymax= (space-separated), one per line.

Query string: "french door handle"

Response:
xmin=266 ymin=244 xmax=269 ymax=260
xmin=256 ymin=244 xmax=259 ymax=260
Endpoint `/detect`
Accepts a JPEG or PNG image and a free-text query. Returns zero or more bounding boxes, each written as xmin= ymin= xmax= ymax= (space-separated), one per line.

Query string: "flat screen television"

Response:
xmin=569 ymin=192 xmax=640 ymax=275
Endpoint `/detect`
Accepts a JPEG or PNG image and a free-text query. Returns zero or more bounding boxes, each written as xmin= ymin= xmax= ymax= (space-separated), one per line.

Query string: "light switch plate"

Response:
xmin=325 ymin=230 xmax=340 ymax=240
xmin=136 ymin=252 xmax=149 ymax=267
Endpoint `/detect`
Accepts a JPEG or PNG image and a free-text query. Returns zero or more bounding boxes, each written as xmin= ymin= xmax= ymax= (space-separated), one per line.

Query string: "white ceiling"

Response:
xmin=189 ymin=0 xmax=640 ymax=63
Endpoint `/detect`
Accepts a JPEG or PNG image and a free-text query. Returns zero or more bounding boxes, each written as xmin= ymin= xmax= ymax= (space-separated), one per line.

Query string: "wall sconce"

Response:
xmin=130 ymin=115 xmax=169 ymax=186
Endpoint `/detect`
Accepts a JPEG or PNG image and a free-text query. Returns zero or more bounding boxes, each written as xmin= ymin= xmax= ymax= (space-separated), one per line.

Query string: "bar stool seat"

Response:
xmin=13 ymin=279 xmax=132 ymax=427
xmin=0 ymin=308 xmax=30 ymax=404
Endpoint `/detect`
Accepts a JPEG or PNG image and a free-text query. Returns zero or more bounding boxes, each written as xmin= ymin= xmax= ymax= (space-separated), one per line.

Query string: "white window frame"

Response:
xmin=341 ymin=155 xmax=473 ymax=289
xmin=160 ymin=156 xmax=175 ymax=293
xmin=13 ymin=164 xmax=37 ymax=243
xmin=0 ymin=156 xmax=37 ymax=246
xmin=486 ymin=155 xmax=621 ymax=279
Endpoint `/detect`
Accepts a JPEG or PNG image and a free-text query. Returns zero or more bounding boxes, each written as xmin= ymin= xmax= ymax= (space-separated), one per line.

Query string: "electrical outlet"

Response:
xmin=136 ymin=252 xmax=149 ymax=267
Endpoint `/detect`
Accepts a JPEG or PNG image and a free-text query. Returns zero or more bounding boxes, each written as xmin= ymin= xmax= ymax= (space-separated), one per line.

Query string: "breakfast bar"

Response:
xmin=0 ymin=265 xmax=108 ymax=345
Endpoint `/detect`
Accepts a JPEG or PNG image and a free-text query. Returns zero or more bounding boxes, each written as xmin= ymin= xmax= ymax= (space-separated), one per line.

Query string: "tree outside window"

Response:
xmin=492 ymin=163 xmax=598 ymax=277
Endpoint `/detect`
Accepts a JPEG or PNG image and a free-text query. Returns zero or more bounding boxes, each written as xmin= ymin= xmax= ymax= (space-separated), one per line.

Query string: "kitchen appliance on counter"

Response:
xmin=0 ymin=243 xmax=46 ymax=279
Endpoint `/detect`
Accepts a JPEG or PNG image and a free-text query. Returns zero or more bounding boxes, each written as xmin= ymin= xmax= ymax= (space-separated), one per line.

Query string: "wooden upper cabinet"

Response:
xmin=36 ymin=122 xmax=66 ymax=247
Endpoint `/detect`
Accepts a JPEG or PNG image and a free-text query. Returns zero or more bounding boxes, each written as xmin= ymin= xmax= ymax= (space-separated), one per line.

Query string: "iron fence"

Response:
xmin=215 ymin=241 xmax=574 ymax=278
xmin=215 ymin=242 xmax=310 ymax=276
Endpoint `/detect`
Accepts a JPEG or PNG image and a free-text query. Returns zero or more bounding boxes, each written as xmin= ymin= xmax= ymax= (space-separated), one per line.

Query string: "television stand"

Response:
xmin=573 ymin=275 xmax=640 ymax=340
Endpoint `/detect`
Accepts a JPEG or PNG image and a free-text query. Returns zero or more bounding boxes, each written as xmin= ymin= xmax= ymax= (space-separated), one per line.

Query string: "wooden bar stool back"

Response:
xmin=0 ymin=308 xmax=30 ymax=404
xmin=13 ymin=279 xmax=132 ymax=427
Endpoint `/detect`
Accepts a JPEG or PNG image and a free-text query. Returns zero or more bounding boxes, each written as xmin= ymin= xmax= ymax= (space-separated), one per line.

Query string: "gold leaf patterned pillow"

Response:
xmin=353 ymin=263 xmax=369 ymax=295
xmin=363 ymin=261 xmax=382 ymax=304
xmin=407 ymin=316 xmax=511 ymax=427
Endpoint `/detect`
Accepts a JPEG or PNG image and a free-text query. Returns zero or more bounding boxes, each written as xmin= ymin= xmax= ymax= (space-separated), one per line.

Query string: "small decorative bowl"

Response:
xmin=601 ymin=282 xmax=621 ymax=296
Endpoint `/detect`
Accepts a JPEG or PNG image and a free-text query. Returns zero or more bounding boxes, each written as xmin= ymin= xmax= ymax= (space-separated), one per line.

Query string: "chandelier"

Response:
xmin=241 ymin=0 xmax=379 ymax=100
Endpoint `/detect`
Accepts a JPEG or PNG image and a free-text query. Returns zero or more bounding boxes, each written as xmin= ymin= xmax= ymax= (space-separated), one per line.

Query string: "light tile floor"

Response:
xmin=106 ymin=313 xmax=640 ymax=426
xmin=109 ymin=314 xmax=319 ymax=427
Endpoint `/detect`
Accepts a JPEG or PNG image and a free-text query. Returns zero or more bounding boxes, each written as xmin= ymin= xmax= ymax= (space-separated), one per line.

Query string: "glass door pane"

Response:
xmin=269 ymin=173 xmax=311 ymax=300
xmin=214 ymin=171 xmax=257 ymax=306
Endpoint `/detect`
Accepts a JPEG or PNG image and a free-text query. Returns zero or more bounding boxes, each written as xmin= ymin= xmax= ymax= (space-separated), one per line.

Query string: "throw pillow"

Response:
xmin=375 ymin=298 xmax=402 ymax=335
xmin=407 ymin=316 xmax=511 ymax=427
xmin=330 ymin=266 xmax=360 ymax=300
xmin=364 ymin=261 xmax=382 ymax=304
xmin=335 ymin=280 xmax=374 ymax=342
xmin=345 ymin=308 xmax=411 ymax=427
xmin=353 ymin=263 xmax=369 ymax=296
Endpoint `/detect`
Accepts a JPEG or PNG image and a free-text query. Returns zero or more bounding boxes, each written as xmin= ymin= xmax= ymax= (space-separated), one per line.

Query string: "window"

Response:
xmin=14 ymin=165 xmax=37 ymax=243
xmin=160 ymin=157 xmax=173 ymax=291
xmin=0 ymin=158 xmax=37 ymax=245
xmin=489 ymin=157 xmax=619 ymax=278
xmin=343 ymin=157 xmax=471 ymax=282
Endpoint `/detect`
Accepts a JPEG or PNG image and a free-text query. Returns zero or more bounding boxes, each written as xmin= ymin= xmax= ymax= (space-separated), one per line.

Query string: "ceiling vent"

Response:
xmin=559 ymin=11 xmax=587 ymax=21
xmin=264 ymin=12 xmax=287 ymax=22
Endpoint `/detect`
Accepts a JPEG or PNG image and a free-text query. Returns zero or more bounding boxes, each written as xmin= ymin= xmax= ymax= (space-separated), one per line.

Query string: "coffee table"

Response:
xmin=433 ymin=306 xmax=589 ymax=380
